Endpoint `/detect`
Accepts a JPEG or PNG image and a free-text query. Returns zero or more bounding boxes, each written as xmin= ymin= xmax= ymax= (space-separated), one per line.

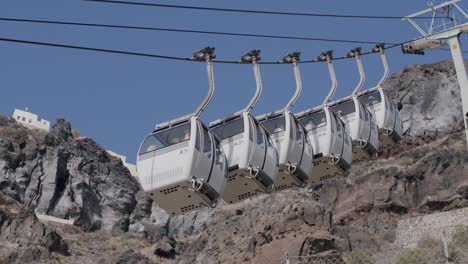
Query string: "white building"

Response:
xmin=107 ymin=150 xmax=138 ymax=177
xmin=12 ymin=108 xmax=50 ymax=132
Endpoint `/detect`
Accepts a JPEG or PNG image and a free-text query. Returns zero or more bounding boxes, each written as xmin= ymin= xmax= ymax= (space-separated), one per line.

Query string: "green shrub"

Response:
xmin=396 ymin=249 xmax=430 ymax=264
xmin=449 ymin=225 xmax=468 ymax=264
xmin=346 ymin=250 xmax=375 ymax=264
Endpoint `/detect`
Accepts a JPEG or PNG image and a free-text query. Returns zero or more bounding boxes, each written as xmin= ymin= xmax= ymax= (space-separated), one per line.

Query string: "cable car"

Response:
xmin=329 ymin=48 xmax=379 ymax=164
xmin=256 ymin=52 xmax=314 ymax=191
xmin=296 ymin=51 xmax=353 ymax=183
xmin=136 ymin=48 xmax=228 ymax=215
xmin=209 ymin=50 xmax=279 ymax=204
xmin=357 ymin=44 xmax=403 ymax=151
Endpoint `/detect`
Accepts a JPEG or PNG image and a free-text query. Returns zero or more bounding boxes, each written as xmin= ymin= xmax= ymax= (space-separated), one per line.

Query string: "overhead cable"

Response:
xmin=0 ymin=36 xmax=403 ymax=64
xmin=0 ymin=17 xmax=398 ymax=45
xmin=83 ymin=0 xmax=437 ymax=20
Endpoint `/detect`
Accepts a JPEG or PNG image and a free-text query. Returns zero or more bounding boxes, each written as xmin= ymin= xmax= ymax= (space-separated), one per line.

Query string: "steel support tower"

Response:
xmin=402 ymin=0 xmax=468 ymax=149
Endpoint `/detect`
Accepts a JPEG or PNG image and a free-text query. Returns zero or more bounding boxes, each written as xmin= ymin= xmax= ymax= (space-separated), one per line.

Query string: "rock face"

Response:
xmin=0 ymin=59 xmax=467 ymax=263
xmin=0 ymin=192 xmax=69 ymax=263
xmin=383 ymin=60 xmax=465 ymax=136
xmin=0 ymin=117 xmax=140 ymax=232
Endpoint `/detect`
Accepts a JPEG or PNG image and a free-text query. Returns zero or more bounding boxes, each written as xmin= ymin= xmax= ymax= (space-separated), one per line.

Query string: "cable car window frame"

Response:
xmin=335 ymin=116 xmax=342 ymax=132
xmin=139 ymin=122 xmax=191 ymax=155
xmin=211 ymin=116 xmax=245 ymax=140
xmin=249 ymin=118 xmax=254 ymax=141
xmin=295 ymin=119 xmax=304 ymax=146
xmin=389 ymin=99 xmax=395 ymax=113
xmin=300 ymin=110 xmax=327 ymax=131
xmin=332 ymin=100 xmax=356 ymax=118
xmin=213 ymin=137 xmax=227 ymax=174
xmin=261 ymin=115 xmax=286 ymax=134
xmin=363 ymin=106 xmax=370 ymax=121
xmin=255 ymin=122 xmax=265 ymax=145
xmin=359 ymin=91 xmax=382 ymax=107
xmin=202 ymin=126 xmax=213 ymax=157
xmin=289 ymin=116 xmax=294 ymax=140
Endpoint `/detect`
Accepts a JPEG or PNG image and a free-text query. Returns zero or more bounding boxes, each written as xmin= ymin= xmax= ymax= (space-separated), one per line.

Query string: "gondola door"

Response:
xmin=393 ymin=103 xmax=403 ymax=140
xmin=328 ymin=110 xmax=344 ymax=161
xmin=248 ymin=116 xmax=266 ymax=170
xmin=192 ymin=122 xmax=213 ymax=180
xmin=384 ymin=94 xmax=396 ymax=135
xmin=356 ymin=102 xmax=369 ymax=141
xmin=289 ymin=115 xmax=302 ymax=163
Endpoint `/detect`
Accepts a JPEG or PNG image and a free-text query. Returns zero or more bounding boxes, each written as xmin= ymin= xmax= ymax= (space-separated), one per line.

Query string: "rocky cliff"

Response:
xmin=0 ymin=192 xmax=69 ymax=263
xmin=384 ymin=60 xmax=466 ymax=136
xmin=0 ymin=117 xmax=140 ymax=232
xmin=0 ymin=59 xmax=467 ymax=263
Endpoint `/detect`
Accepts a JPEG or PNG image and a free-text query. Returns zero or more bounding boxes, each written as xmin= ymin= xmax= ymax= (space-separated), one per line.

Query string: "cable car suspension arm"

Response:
xmin=283 ymin=52 xmax=302 ymax=111
xmin=347 ymin=47 xmax=366 ymax=95
xmin=240 ymin=50 xmax=263 ymax=113
xmin=192 ymin=47 xmax=216 ymax=118
xmin=318 ymin=51 xmax=337 ymax=104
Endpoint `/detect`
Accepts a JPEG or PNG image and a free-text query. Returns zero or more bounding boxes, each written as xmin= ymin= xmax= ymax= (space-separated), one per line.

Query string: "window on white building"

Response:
xmin=22 ymin=117 xmax=26 ymax=121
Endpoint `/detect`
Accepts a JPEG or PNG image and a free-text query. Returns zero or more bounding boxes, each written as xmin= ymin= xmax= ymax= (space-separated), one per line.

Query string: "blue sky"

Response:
xmin=0 ymin=0 xmax=466 ymax=163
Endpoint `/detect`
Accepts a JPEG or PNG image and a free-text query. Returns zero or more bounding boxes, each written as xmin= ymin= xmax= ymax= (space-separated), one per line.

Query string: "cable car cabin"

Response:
xmin=358 ymin=87 xmax=403 ymax=151
xmin=210 ymin=112 xmax=279 ymax=204
xmin=330 ymin=97 xmax=379 ymax=164
xmin=257 ymin=110 xmax=313 ymax=191
xmin=137 ymin=116 xmax=228 ymax=215
xmin=296 ymin=106 xmax=353 ymax=183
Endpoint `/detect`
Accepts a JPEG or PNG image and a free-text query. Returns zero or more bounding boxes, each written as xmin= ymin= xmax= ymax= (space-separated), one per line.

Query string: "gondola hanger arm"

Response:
xmin=192 ymin=47 xmax=216 ymax=118
xmin=238 ymin=50 xmax=263 ymax=114
xmin=346 ymin=47 xmax=366 ymax=95
xmin=282 ymin=52 xmax=302 ymax=111
xmin=318 ymin=51 xmax=337 ymax=105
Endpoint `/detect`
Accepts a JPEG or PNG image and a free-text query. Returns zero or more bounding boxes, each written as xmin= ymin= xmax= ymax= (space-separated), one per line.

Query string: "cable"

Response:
xmin=83 ymin=0 xmax=437 ymax=20
xmin=0 ymin=17 xmax=398 ymax=45
xmin=0 ymin=36 xmax=403 ymax=64
xmin=0 ymin=37 xmax=193 ymax=62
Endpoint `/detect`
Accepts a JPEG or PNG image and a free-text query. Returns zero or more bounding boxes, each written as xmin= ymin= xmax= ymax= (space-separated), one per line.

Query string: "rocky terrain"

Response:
xmin=384 ymin=60 xmax=465 ymax=136
xmin=0 ymin=59 xmax=467 ymax=263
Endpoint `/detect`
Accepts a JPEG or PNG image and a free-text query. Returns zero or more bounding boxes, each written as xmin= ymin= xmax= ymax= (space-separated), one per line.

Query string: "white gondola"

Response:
xmin=329 ymin=48 xmax=379 ymax=164
xmin=257 ymin=52 xmax=314 ymax=191
xmin=136 ymin=48 xmax=228 ymax=215
xmin=296 ymin=51 xmax=353 ymax=183
xmin=210 ymin=50 xmax=279 ymax=204
xmin=357 ymin=44 xmax=403 ymax=151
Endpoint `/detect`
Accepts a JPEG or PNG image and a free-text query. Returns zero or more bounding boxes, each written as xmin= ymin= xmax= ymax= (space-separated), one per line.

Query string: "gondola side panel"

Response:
xmin=136 ymin=152 xmax=155 ymax=192
xmin=208 ymin=138 xmax=228 ymax=195
xmin=327 ymin=110 xmax=344 ymax=159
xmin=263 ymin=129 xmax=280 ymax=182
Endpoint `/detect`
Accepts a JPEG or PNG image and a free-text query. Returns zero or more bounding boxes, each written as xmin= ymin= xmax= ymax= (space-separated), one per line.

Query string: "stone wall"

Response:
xmin=395 ymin=207 xmax=468 ymax=248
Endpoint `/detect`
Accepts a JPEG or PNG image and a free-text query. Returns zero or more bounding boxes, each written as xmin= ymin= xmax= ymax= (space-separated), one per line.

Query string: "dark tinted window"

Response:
xmin=335 ymin=116 xmax=342 ymax=132
xmin=359 ymin=91 xmax=382 ymax=107
xmin=202 ymin=128 xmax=212 ymax=154
xmin=139 ymin=123 xmax=191 ymax=155
xmin=256 ymin=124 xmax=264 ymax=145
xmin=364 ymin=108 xmax=369 ymax=121
xmin=299 ymin=111 xmax=327 ymax=131
xmin=295 ymin=120 xmax=303 ymax=145
xmin=332 ymin=100 xmax=355 ymax=118
xmin=261 ymin=115 xmax=286 ymax=134
xmin=211 ymin=117 xmax=244 ymax=140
